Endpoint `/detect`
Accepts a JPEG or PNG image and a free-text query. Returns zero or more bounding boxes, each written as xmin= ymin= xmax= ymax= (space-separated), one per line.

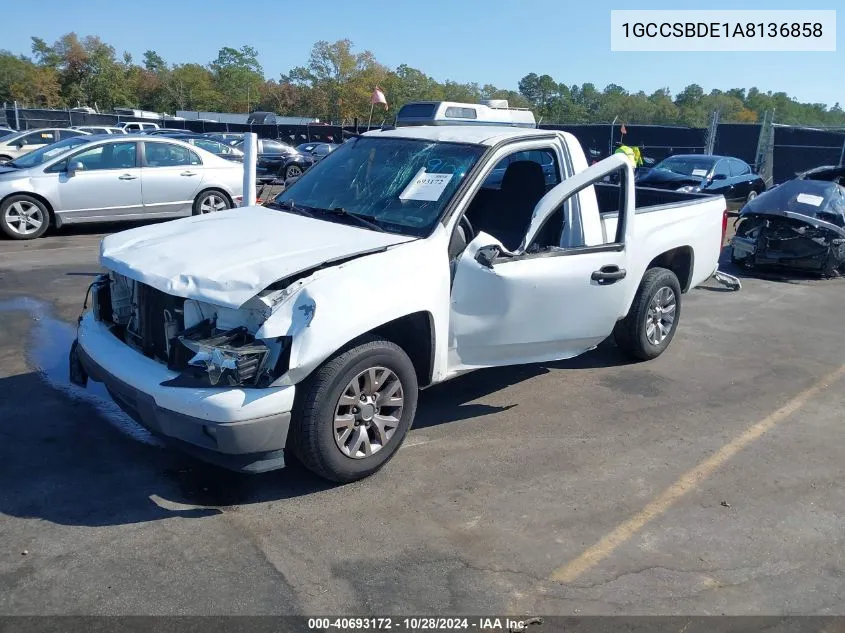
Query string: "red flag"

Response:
xmin=371 ymin=87 xmax=388 ymax=110
xmin=620 ymin=124 xmax=627 ymax=135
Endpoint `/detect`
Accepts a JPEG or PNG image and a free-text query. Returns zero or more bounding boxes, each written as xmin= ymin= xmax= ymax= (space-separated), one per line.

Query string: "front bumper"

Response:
xmin=75 ymin=313 xmax=296 ymax=473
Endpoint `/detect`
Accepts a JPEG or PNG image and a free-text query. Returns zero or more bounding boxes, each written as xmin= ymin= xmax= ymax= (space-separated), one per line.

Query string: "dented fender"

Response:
xmin=260 ymin=227 xmax=453 ymax=386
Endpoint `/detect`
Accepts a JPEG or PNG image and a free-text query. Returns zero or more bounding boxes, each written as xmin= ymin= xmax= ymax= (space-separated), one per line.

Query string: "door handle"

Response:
xmin=591 ymin=265 xmax=627 ymax=285
xmin=118 ymin=174 xmax=137 ymax=180
xmin=180 ymin=171 xmax=197 ymax=176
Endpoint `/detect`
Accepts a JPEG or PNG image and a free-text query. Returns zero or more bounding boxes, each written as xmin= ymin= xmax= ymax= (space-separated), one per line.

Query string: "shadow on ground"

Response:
xmin=0 ymin=326 xmax=633 ymax=529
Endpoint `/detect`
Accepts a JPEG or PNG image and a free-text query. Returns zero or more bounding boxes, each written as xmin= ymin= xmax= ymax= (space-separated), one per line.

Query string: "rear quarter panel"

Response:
xmin=601 ymin=195 xmax=724 ymax=310
xmin=628 ymin=196 xmax=725 ymax=301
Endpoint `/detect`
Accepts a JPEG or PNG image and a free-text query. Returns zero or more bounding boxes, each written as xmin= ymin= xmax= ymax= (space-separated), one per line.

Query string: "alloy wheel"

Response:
xmin=200 ymin=194 xmax=228 ymax=213
xmin=4 ymin=201 xmax=44 ymax=236
xmin=645 ymin=286 xmax=676 ymax=345
xmin=334 ymin=366 xmax=404 ymax=459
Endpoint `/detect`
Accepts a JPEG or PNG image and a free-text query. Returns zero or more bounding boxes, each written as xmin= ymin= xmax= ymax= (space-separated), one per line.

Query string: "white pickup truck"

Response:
xmin=70 ymin=125 xmax=727 ymax=482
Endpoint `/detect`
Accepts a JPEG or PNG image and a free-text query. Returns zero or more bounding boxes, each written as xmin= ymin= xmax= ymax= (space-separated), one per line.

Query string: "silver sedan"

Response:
xmin=0 ymin=135 xmax=244 ymax=239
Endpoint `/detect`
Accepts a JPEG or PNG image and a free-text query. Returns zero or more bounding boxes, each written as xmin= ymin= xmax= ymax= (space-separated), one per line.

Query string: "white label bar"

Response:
xmin=611 ymin=10 xmax=836 ymax=52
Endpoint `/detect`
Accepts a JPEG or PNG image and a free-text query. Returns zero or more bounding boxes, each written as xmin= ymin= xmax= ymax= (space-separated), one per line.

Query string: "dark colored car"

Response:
xmin=731 ymin=166 xmax=845 ymax=276
xmin=153 ymin=132 xmax=244 ymax=162
xmin=234 ymin=138 xmax=314 ymax=183
xmin=143 ymin=128 xmax=195 ymax=136
xmin=203 ymin=133 xmax=244 ymax=146
xmin=296 ymin=142 xmax=339 ymax=162
xmin=637 ymin=154 xmax=766 ymax=204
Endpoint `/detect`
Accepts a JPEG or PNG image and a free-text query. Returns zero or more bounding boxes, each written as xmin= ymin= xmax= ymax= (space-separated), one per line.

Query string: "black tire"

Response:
xmin=0 ymin=155 xmax=12 ymax=164
xmin=746 ymin=190 xmax=758 ymax=204
xmin=614 ymin=267 xmax=682 ymax=361
xmin=290 ymin=336 xmax=418 ymax=482
xmin=192 ymin=189 xmax=231 ymax=215
xmin=284 ymin=164 xmax=304 ymax=180
xmin=0 ymin=194 xmax=51 ymax=240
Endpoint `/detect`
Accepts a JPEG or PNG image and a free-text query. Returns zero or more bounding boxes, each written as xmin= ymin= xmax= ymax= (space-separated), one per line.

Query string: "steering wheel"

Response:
xmin=459 ymin=214 xmax=475 ymax=243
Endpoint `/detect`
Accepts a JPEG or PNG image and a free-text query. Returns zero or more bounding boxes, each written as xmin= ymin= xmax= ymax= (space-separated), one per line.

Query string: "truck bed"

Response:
xmin=594 ymin=182 xmax=716 ymax=214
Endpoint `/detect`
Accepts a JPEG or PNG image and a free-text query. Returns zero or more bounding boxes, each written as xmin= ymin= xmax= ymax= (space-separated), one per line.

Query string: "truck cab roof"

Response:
xmin=362 ymin=125 xmax=557 ymax=147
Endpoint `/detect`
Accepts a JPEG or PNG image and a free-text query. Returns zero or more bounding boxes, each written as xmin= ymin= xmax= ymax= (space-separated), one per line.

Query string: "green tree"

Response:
xmin=211 ymin=45 xmax=264 ymax=112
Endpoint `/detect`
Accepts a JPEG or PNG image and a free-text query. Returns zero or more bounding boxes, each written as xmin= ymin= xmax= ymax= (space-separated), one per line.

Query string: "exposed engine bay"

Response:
xmin=90 ymin=272 xmax=290 ymax=388
xmin=732 ymin=215 xmax=845 ymax=276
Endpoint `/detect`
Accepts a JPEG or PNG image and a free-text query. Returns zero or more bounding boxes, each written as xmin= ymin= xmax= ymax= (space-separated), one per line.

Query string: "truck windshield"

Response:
xmin=272 ymin=136 xmax=485 ymax=236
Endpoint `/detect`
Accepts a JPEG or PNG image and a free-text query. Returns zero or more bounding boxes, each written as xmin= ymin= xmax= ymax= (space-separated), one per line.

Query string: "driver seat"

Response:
xmin=485 ymin=161 xmax=547 ymax=251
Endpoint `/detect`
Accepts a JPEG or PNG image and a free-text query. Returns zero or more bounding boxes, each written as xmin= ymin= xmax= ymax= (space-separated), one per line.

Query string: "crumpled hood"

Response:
xmin=100 ymin=206 xmax=416 ymax=308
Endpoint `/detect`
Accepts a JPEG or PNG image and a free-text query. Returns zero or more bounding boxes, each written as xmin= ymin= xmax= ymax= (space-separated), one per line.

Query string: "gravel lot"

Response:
xmin=1 ymin=221 xmax=844 ymax=615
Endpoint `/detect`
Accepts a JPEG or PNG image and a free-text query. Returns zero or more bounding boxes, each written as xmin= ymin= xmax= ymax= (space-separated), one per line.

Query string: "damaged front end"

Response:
xmin=732 ymin=214 xmax=845 ymax=276
xmin=89 ymin=272 xmax=292 ymax=388
xmin=730 ymin=178 xmax=845 ymax=277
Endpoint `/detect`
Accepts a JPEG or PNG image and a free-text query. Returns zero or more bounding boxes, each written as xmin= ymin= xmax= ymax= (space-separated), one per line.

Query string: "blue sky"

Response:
xmin=3 ymin=0 xmax=842 ymax=107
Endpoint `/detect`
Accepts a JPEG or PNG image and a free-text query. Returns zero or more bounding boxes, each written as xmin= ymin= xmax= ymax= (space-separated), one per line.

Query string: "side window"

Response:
xmin=526 ymin=160 xmax=632 ymax=254
xmin=195 ymin=139 xmax=225 ymax=154
xmin=66 ymin=142 xmax=137 ymax=171
xmin=729 ymin=158 xmax=750 ymax=177
xmin=59 ymin=129 xmax=83 ymax=140
xmin=482 ymin=148 xmax=561 ymax=191
xmin=144 ymin=142 xmax=202 ymax=167
xmin=464 ymin=146 xmax=562 ymax=252
xmin=714 ymin=160 xmax=730 ymax=178
xmin=263 ymin=140 xmax=289 ymax=154
xmin=22 ymin=131 xmax=56 ymax=146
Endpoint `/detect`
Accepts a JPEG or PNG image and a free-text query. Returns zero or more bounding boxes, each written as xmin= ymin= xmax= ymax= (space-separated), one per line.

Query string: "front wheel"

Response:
xmin=0 ymin=194 xmax=50 ymax=240
xmin=614 ymin=267 xmax=682 ymax=361
xmin=290 ymin=337 xmax=418 ymax=482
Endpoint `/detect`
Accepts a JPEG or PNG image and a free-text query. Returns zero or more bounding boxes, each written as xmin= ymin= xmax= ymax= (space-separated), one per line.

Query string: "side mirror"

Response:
xmin=66 ymin=161 xmax=84 ymax=176
xmin=712 ymin=173 xmax=727 ymax=181
xmin=475 ymin=244 xmax=501 ymax=268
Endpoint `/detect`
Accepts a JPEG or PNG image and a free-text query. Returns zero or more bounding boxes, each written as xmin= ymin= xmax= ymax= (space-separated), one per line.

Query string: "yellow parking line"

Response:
xmin=549 ymin=363 xmax=845 ymax=585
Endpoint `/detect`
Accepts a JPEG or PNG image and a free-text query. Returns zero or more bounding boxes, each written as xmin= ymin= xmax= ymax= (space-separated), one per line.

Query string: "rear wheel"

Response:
xmin=193 ymin=190 xmax=231 ymax=215
xmin=290 ymin=336 xmax=418 ymax=482
xmin=746 ymin=190 xmax=758 ymax=204
xmin=0 ymin=155 xmax=12 ymax=164
xmin=0 ymin=195 xmax=50 ymax=240
xmin=614 ymin=267 xmax=682 ymax=361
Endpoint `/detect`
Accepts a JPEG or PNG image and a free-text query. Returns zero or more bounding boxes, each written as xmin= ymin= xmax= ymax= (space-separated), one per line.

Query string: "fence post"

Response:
xmin=839 ymin=134 xmax=845 ymax=166
xmin=14 ymin=101 xmax=20 ymax=130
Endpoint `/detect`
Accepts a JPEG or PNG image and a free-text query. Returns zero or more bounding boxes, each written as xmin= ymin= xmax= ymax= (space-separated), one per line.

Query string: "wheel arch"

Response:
xmin=337 ymin=311 xmax=436 ymax=388
xmin=194 ymin=186 xmax=234 ymax=208
xmin=0 ymin=191 xmax=56 ymax=226
xmin=646 ymin=245 xmax=694 ymax=292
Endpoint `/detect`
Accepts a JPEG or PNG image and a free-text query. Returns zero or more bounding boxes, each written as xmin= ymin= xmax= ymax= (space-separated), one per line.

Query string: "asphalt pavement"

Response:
xmin=1 ymin=224 xmax=844 ymax=615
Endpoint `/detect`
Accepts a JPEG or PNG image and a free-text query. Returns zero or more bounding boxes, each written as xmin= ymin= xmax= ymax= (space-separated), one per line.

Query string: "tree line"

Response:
xmin=1 ymin=34 xmax=843 ymax=128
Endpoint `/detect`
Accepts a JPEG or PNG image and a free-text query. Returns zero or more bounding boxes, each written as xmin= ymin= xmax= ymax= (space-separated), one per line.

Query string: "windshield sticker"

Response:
xmin=399 ymin=168 xmax=454 ymax=202
xmin=796 ymin=193 xmax=824 ymax=206
xmin=691 ymin=169 xmax=708 ymax=177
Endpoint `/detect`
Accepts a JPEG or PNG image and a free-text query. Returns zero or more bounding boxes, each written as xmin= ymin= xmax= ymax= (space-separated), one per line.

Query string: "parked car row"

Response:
xmin=0 ymin=134 xmax=244 ymax=240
